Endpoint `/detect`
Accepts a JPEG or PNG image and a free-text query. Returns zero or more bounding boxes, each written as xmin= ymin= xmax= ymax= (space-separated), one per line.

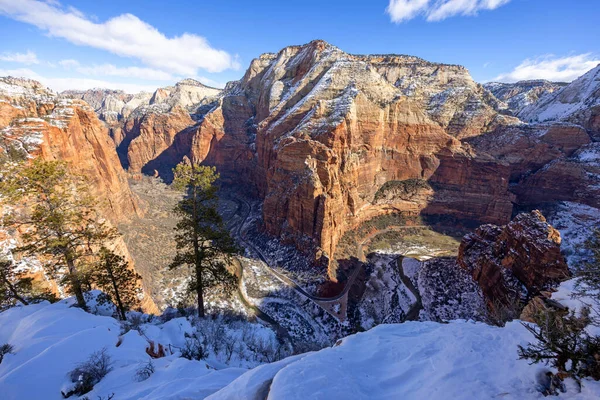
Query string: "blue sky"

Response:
xmin=0 ymin=0 xmax=598 ymax=92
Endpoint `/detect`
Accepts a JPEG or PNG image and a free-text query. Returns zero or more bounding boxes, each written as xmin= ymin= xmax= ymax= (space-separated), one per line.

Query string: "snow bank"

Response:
xmin=2 ymin=292 xmax=600 ymax=399
xmin=0 ymin=299 xmax=245 ymax=400
xmin=212 ymin=320 xmax=600 ymax=399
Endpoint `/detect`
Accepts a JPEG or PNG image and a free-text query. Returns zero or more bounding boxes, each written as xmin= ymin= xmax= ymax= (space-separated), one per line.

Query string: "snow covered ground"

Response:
xmin=210 ymin=319 xmax=600 ymax=400
xmin=546 ymin=201 xmax=600 ymax=270
xmin=1 ymin=286 xmax=599 ymax=399
xmin=0 ymin=293 xmax=282 ymax=400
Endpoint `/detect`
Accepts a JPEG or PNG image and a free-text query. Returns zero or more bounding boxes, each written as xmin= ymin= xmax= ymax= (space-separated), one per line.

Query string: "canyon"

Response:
xmin=69 ymin=41 xmax=600 ymax=282
xmin=2 ymin=40 xmax=600 ymax=315
xmin=2 ymin=40 xmax=600 ymax=400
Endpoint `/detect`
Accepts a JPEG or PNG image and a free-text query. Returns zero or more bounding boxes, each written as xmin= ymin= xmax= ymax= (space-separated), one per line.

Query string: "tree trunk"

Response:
xmin=66 ymin=254 xmax=87 ymax=310
xmin=106 ymin=261 xmax=127 ymax=320
xmin=192 ymin=186 xmax=205 ymax=318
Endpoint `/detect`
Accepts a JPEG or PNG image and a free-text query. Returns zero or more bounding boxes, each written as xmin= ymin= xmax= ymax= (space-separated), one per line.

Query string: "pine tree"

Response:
xmin=0 ymin=259 xmax=55 ymax=310
xmin=0 ymin=259 xmax=30 ymax=308
xmin=518 ymin=308 xmax=600 ymax=381
xmin=0 ymin=160 xmax=118 ymax=309
xmin=92 ymin=248 xmax=141 ymax=320
xmin=169 ymin=162 xmax=237 ymax=317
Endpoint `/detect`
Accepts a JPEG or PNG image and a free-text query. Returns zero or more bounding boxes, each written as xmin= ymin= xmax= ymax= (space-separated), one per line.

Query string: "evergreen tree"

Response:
xmin=518 ymin=308 xmax=600 ymax=381
xmin=0 ymin=160 xmax=118 ymax=309
xmin=93 ymin=248 xmax=141 ymax=320
xmin=0 ymin=259 xmax=55 ymax=310
xmin=169 ymin=162 xmax=237 ymax=317
xmin=0 ymin=259 xmax=30 ymax=308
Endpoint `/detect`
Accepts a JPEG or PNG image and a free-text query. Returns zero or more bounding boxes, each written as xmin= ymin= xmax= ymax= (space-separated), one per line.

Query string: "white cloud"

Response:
xmin=386 ymin=0 xmax=510 ymax=23
xmin=58 ymin=59 xmax=80 ymax=69
xmin=58 ymin=59 xmax=174 ymax=81
xmin=0 ymin=67 xmax=160 ymax=93
xmin=492 ymin=54 xmax=600 ymax=83
xmin=74 ymin=64 xmax=174 ymax=81
xmin=0 ymin=50 xmax=39 ymax=65
xmin=0 ymin=0 xmax=239 ymax=75
xmin=386 ymin=0 xmax=429 ymax=22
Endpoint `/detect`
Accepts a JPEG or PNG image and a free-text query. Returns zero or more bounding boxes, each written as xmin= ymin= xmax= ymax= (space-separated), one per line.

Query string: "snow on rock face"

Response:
xmin=417 ymin=256 xmax=486 ymax=322
xmin=458 ymin=211 xmax=569 ymax=306
xmin=546 ymin=201 xmax=600 ymax=269
xmin=484 ymin=80 xmax=566 ymax=115
xmin=358 ymin=254 xmax=418 ymax=329
xmin=63 ymin=79 xmax=221 ymax=124
xmin=519 ymin=65 xmax=600 ymax=136
xmin=211 ymin=320 xmax=599 ymax=400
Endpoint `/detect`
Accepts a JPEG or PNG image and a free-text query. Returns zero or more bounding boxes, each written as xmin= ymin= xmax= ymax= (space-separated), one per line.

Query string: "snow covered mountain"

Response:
xmin=519 ymin=65 xmax=600 ymax=137
xmin=484 ymin=80 xmax=566 ymax=115
xmin=63 ymin=79 xmax=221 ymax=124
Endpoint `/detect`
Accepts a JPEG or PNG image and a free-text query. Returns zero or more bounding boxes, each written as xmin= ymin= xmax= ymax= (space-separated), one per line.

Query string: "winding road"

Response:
xmin=356 ymin=225 xmax=425 ymax=321
xmin=225 ymin=195 xmax=362 ymax=322
xmin=396 ymin=257 xmax=423 ymax=321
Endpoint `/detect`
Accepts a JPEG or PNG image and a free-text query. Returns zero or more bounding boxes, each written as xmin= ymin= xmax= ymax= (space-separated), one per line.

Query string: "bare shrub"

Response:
xmin=120 ymin=313 xmax=147 ymax=335
xmin=245 ymin=334 xmax=288 ymax=363
xmin=62 ymin=348 xmax=113 ymax=398
xmin=485 ymin=295 xmax=524 ymax=327
xmin=196 ymin=318 xmax=226 ymax=354
xmin=180 ymin=334 xmax=207 ymax=361
xmin=134 ymin=359 xmax=155 ymax=382
xmin=222 ymin=331 xmax=241 ymax=362
xmin=0 ymin=343 xmax=14 ymax=364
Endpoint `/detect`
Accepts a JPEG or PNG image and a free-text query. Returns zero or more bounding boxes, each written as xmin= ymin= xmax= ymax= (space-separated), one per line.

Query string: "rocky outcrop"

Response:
xmin=0 ymin=77 xmax=139 ymax=222
xmin=468 ymin=122 xmax=591 ymax=181
xmin=484 ymin=80 xmax=566 ymax=115
xmin=468 ymin=117 xmax=599 ymax=211
xmin=457 ymin=210 xmax=570 ymax=306
xmin=119 ymin=106 xmax=196 ymax=173
xmin=513 ymin=143 xmax=600 ymax=209
xmin=184 ymin=41 xmax=520 ymax=266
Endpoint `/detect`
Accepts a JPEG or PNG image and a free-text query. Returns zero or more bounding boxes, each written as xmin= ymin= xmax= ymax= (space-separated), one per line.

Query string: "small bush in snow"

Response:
xmin=0 ymin=343 xmax=14 ymax=364
xmin=180 ymin=334 xmax=207 ymax=361
xmin=196 ymin=318 xmax=226 ymax=354
xmin=62 ymin=347 xmax=113 ymax=398
xmin=519 ymin=308 xmax=600 ymax=383
xmin=245 ymin=334 xmax=287 ymax=363
xmin=134 ymin=359 xmax=155 ymax=382
xmin=81 ymin=394 xmax=114 ymax=400
xmin=120 ymin=313 xmax=148 ymax=335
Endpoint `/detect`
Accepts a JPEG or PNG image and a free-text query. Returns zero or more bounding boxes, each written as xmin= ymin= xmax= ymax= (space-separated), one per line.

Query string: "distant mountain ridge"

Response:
xmin=484 ymin=79 xmax=567 ymax=115
xmin=519 ymin=64 xmax=600 ymax=138
xmin=62 ymin=78 xmax=222 ymax=124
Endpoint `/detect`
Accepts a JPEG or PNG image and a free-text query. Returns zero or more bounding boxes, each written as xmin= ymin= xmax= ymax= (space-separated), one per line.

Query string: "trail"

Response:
xmin=396 ymin=257 xmax=423 ymax=321
xmin=225 ymin=195 xmax=362 ymax=322
xmin=356 ymin=226 xmax=426 ymax=321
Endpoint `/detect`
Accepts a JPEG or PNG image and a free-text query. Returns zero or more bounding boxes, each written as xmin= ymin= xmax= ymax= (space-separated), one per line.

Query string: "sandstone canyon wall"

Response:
xmin=66 ymin=42 xmax=599 ymax=276
xmin=189 ymin=41 xmax=520 ymax=265
xmin=0 ymin=77 xmax=157 ymax=313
